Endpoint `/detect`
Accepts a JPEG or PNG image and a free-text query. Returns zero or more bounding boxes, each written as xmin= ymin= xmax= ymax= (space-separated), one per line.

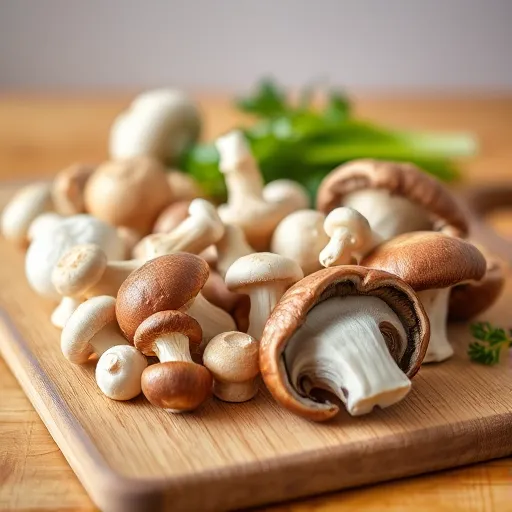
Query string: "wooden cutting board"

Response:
xmin=1 ymin=185 xmax=512 ymax=512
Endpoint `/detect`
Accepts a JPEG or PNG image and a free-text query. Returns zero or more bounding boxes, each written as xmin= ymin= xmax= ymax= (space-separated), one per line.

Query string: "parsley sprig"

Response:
xmin=468 ymin=322 xmax=512 ymax=365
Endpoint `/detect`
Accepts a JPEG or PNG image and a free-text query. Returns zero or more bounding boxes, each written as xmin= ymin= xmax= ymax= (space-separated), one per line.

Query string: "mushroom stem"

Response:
xmin=284 ymin=296 xmax=411 ymax=416
xmin=86 ymin=260 xmax=141 ymax=297
xmin=417 ymin=288 xmax=453 ymax=363
xmin=213 ymin=378 xmax=259 ymax=403
xmin=90 ymin=322 xmax=128 ymax=356
xmin=247 ymin=284 xmax=287 ymax=340
xmin=152 ymin=333 xmax=192 ymax=362
xmin=215 ymin=225 xmax=254 ymax=279
xmin=184 ymin=293 xmax=236 ymax=344
xmin=319 ymin=228 xmax=353 ymax=267
xmin=51 ymin=297 xmax=82 ymax=329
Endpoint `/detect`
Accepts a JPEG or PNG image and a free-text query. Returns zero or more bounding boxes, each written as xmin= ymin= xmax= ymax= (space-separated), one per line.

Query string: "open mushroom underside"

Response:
xmin=277 ymin=279 xmax=425 ymax=418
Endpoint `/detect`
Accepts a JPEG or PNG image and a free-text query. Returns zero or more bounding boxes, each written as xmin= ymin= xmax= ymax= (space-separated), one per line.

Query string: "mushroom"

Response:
xmin=1 ymin=182 xmax=53 ymax=247
xmin=28 ymin=212 xmax=63 ymax=242
xmin=152 ymin=200 xmax=191 ymax=234
xmin=115 ymin=253 xmax=235 ymax=345
xmin=260 ymin=266 xmax=429 ymax=421
xmin=52 ymin=163 xmax=95 ymax=215
xmin=84 ymin=157 xmax=172 ymax=236
xmin=135 ymin=310 xmax=212 ymax=411
xmin=449 ymin=250 xmax=506 ymax=321
xmin=271 ymin=210 xmax=329 ymax=276
xmin=319 ymin=207 xmax=379 ymax=268
xmin=134 ymin=199 xmax=225 ymax=261
xmin=96 ymin=345 xmax=148 ymax=401
xmin=202 ymin=272 xmax=251 ymax=333
xmin=215 ymin=224 xmax=254 ymax=279
xmin=52 ymin=244 xmax=142 ymax=299
xmin=109 ymin=89 xmax=201 ymax=165
xmin=215 ymin=131 xmax=303 ymax=251
xmin=203 ymin=331 xmax=260 ymax=402
xmin=167 ymin=171 xmax=203 ymax=202
xmin=262 ymin=179 xmax=310 ymax=212
xmin=61 ymin=296 xmax=147 ymax=400
xmin=225 ymin=253 xmax=304 ymax=340
xmin=362 ymin=232 xmax=487 ymax=362
xmin=116 ymin=227 xmax=142 ymax=259
xmin=317 ymin=159 xmax=469 ymax=241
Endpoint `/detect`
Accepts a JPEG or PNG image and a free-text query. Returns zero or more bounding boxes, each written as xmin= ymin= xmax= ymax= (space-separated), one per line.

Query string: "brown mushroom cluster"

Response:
xmin=1 ymin=95 xmax=506 ymax=421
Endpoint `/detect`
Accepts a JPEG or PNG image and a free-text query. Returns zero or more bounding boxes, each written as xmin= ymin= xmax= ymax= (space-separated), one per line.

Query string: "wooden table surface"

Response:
xmin=0 ymin=94 xmax=511 ymax=511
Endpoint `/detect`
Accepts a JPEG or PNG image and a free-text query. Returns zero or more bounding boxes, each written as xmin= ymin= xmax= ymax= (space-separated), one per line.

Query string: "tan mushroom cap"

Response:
xmin=134 ymin=310 xmax=202 ymax=356
xmin=52 ymin=244 xmax=108 ymax=297
xmin=362 ymin=232 xmax=487 ymax=291
xmin=84 ymin=156 xmax=172 ymax=235
xmin=52 ymin=163 xmax=95 ymax=215
xmin=316 ymin=159 xmax=469 ymax=237
xmin=203 ymin=331 xmax=259 ymax=382
xmin=449 ymin=252 xmax=506 ymax=321
xmin=225 ymin=253 xmax=304 ymax=294
xmin=61 ymin=296 xmax=117 ymax=364
xmin=152 ymin=200 xmax=191 ymax=234
xmin=260 ymin=266 xmax=430 ymax=422
xmin=116 ymin=253 xmax=209 ymax=342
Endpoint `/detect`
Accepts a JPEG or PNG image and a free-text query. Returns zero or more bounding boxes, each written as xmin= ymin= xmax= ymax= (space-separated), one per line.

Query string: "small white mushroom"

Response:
xmin=319 ymin=207 xmax=378 ymax=268
xmin=262 ymin=179 xmax=310 ymax=212
xmin=1 ymin=182 xmax=53 ymax=247
xmin=215 ymin=224 xmax=254 ymax=279
xmin=225 ymin=253 xmax=303 ymax=340
xmin=28 ymin=212 xmax=63 ymax=242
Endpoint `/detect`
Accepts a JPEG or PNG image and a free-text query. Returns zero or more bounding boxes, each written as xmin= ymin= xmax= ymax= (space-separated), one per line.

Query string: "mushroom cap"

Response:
xmin=96 ymin=345 xmax=147 ymax=401
xmin=52 ymin=163 xmax=95 ymax=215
xmin=167 ymin=171 xmax=203 ymax=202
xmin=1 ymin=182 xmax=53 ymax=247
xmin=141 ymin=361 xmax=212 ymax=411
xmin=323 ymin=207 xmax=372 ymax=249
xmin=152 ymin=200 xmax=191 ymax=234
xmin=116 ymin=253 xmax=209 ymax=342
xmin=362 ymin=232 xmax=487 ymax=291
xmin=225 ymin=253 xmax=304 ymax=293
xmin=260 ymin=265 xmax=429 ymax=422
xmin=449 ymin=252 xmax=506 ymax=321
xmin=25 ymin=214 xmax=124 ymax=299
xmin=52 ymin=244 xmax=108 ymax=298
xmin=61 ymin=296 xmax=117 ymax=364
xmin=316 ymin=159 xmax=469 ymax=237
xmin=134 ymin=310 xmax=202 ymax=356
xmin=84 ymin=157 xmax=172 ymax=235
xmin=28 ymin=212 xmax=63 ymax=242
xmin=262 ymin=179 xmax=310 ymax=210
xmin=203 ymin=331 xmax=259 ymax=382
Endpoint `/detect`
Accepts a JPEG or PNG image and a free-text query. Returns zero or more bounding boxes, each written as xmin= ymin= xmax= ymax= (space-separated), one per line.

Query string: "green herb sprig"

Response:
xmin=467 ymin=322 xmax=512 ymax=365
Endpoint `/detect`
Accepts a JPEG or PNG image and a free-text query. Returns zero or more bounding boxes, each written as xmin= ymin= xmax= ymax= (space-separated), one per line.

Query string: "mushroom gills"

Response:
xmin=283 ymin=295 xmax=411 ymax=416
xmin=417 ymin=288 xmax=453 ymax=363
xmin=90 ymin=322 xmax=128 ymax=356
xmin=343 ymin=190 xmax=431 ymax=240
xmin=152 ymin=332 xmax=192 ymax=362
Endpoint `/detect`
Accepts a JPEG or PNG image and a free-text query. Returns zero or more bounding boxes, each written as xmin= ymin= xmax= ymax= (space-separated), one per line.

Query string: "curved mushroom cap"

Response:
xmin=52 ymin=163 xmax=95 ymax=215
xmin=449 ymin=252 xmax=506 ymax=321
xmin=84 ymin=157 xmax=172 ymax=235
xmin=225 ymin=253 xmax=304 ymax=294
xmin=316 ymin=159 xmax=468 ymax=237
xmin=324 ymin=207 xmax=372 ymax=249
xmin=203 ymin=331 xmax=259 ymax=382
xmin=263 ymin=180 xmax=310 ymax=211
xmin=152 ymin=200 xmax=191 ymax=234
xmin=134 ymin=310 xmax=202 ymax=356
xmin=61 ymin=296 xmax=117 ymax=364
xmin=116 ymin=253 xmax=209 ymax=342
xmin=28 ymin=212 xmax=63 ymax=242
xmin=52 ymin=244 xmax=108 ymax=297
xmin=260 ymin=266 xmax=429 ymax=422
xmin=25 ymin=214 xmax=125 ymax=300
xmin=362 ymin=232 xmax=487 ymax=291
xmin=1 ymin=182 xmax=53 ymax=247
xmin=167 ymin=171 xmax=203 ymax=202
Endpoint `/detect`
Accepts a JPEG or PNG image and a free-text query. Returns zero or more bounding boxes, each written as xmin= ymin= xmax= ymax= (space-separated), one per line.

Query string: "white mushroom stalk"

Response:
xmin=152 ymin=332 xmax=193 ymax=363
xmin=343 ymin=189 xmax=431 ymax=241
xmin=284 ymin=295 xmax=411 ymax=416
xmin=51 ymin=297 xmax=82 ymax=329
xmin=319 ymin=207 xmax=378 ymax=268
xmin=215 ymin=224 xmax=254 ymax=279
xmin=417 ymin=288 xmax=453 ymax=363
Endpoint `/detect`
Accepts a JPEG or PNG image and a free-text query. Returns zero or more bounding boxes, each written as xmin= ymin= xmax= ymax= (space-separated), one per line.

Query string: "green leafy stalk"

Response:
xmin=467 ymin=322 xmax=512 ymax=365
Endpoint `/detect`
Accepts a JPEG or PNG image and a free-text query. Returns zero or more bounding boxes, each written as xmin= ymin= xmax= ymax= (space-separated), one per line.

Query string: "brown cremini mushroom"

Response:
xmin=52 ymin=163 xmax=95 ymax=215
xmin=116 ymin=253 xmax=235 ymax=345
xmin=317 ymin=159 xmax=468 ymax=240
xmin=362 ymin=232 xmax=486 ymax=362
xmin=203 ymin=331 xmax=260 ymax=402
xmin=84 ymin=157 xmax=172 ymax=235
xmin=260 ymin=266 xmax=429 ymax=422
xmin=136 ymin=310 xmax=212 ymax=412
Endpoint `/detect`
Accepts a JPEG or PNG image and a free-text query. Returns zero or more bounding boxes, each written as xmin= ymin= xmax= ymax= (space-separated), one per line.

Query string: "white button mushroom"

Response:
xmin=262 ymin=179 xmax=310 ymax=212
xmin=27 ymin=212 xmax=63 ymax=242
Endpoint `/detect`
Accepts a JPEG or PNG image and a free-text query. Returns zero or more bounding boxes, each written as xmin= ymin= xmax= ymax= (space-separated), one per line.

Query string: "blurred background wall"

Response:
xmin=1 ymin=0 xmax=511 ymax=92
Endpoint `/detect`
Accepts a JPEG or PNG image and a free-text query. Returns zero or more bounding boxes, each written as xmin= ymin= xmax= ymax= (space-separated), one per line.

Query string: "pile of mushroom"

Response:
xmin=0 ymin=90 xmax=505 ymax=420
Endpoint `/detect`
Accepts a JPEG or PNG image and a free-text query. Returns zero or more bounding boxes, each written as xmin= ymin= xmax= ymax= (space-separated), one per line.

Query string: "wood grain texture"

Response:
xmin=1 ymin=95 xmax=512 ymax=512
